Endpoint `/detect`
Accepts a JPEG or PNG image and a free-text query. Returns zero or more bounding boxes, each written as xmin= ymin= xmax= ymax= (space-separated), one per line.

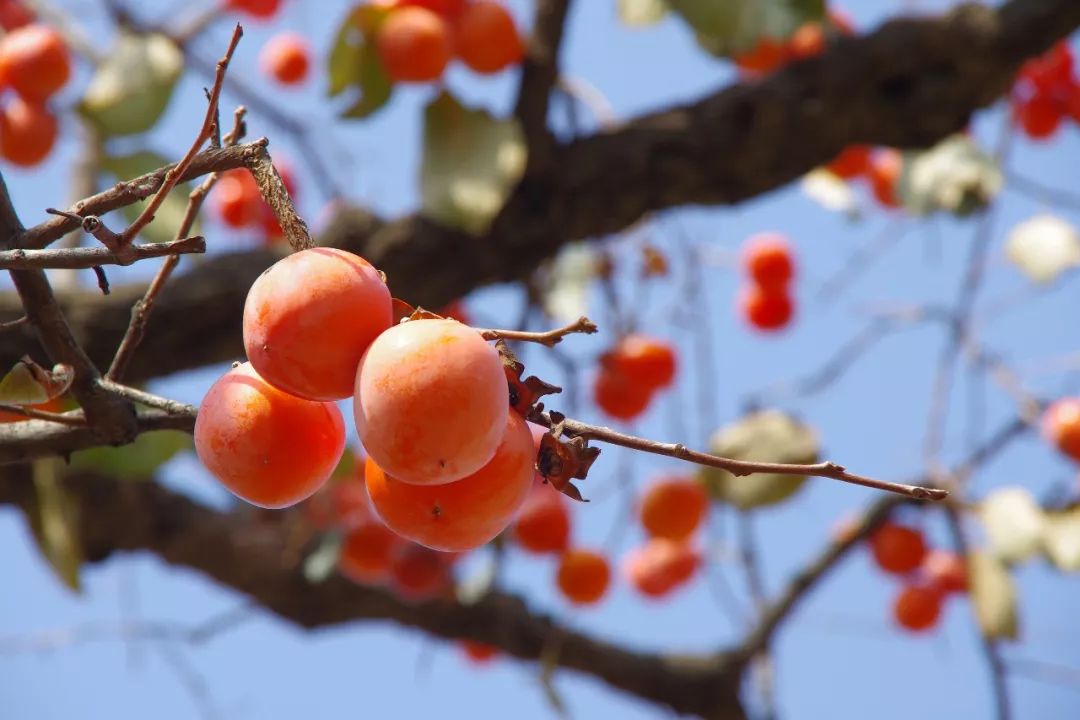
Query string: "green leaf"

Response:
xmin=421 ymin=92 xmax=527 ymax=235
xmin=670 ymin=0 xmax=824 ymax=57
xmin=328 ymin=5 xmax=393 ymax=119
xmin=29 ymin=458 xmax=82 ymax=592
xmin=969 ymin=551 xmax=1019 ymax=641
xmin=69 ymin=430 xmax=193 ymax=480
xmin=101 ymin=151 xmax=199 ymax=244
xmin=898 ymin=134 xmax=1002 ymax=217
xmin=617 ymin=0 xmax=669 ymax=26
xmin=1042 ymin=507 xmax=1080 ymax=572
xmin=979 ymin=486 xmax=1044 ymax=565
xmin=698 ymin=410 xmax=819 ymax=510
xmin=304 ymin=531 xmax=343 ymax=583
xmin=79 ymin=32 xmax=183 ymax=137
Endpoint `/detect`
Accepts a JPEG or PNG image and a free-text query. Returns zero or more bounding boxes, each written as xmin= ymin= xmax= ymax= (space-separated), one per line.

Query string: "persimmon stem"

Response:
xmin=531 ymin=412 xmax=949 ymax=502
xmin=479 ymin=316 xmax=598 ymax=347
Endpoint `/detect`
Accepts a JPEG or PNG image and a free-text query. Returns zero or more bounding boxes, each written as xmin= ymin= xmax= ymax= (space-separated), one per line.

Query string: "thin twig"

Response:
xmin=107 ymin=108 xmax=247 ymax=382
xmin=121 ymin=24 xmax=243 ymax=243
xmin=0 ymin=237 xmax=205 ymax=270
xmin=98 ymin=380 xmax=197 ymax=417
xmin=944 ymin=507 xmax=1012 ymax=720
xmin=538 ymin=413 xmax=948 ymax=501
xmin=479 ymin=316 xmax=597 ymax=347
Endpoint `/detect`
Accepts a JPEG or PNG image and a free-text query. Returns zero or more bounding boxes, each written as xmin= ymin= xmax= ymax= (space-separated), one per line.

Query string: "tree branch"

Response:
xmin=0 ymin=236 xmax=205 ymax=270
xmin=514 ymin=0 xmax=571 ymax=168
xmin=0 ymin=468 xmax=746 ymax=720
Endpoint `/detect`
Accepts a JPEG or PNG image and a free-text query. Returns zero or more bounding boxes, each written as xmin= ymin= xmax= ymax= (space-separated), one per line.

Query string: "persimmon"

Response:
xmin=366 ymin=410 xmax=533 ymax=551
xmin=194 ymin=362 xmax=346 ymax=509
xmin=355 ymin=318 xmax=508 ymax=485
xmin=1014 ymin=93 xmax=1063 ymax=140
xmin=305 ymin=474 xmax=373 ymax=531
xmin=513 ymin=483 xmax=571 ymax=554
xmin=867 ymin=149 xmax=903 ymax=208
xmin=1042 ymin=397 xmax=1080 ymax=462
xmin=624 ymin=539 xmax=701 ymax=599
xmin=259 ymin=33 xmax=310 ymax=85
xmin=390 ymin=544 xmax=451 ymax=601
xmin=734 ymin=37 xmax=788 ymax=75
xmin=639 ymin=476 xmax=708 ymax=542
xmin=556 ymin=549 xmax=610 ymax=606
xmin=453 ymin=1 xmax=523 ymax=75
xmin=1018 ymin=42 xmax=1074 ymax=95
xmin=0 ymin=97 xmax=57 ymax=167
xmin=398 ymin=0 xmax=466 ymax=17
xmin=893 ymin=583 xmax=943 ymax=632
xmin=592 ymin=367 xmax=653 ymax=422
xmin=0 ymin=24 xmax=70 ymax=102
xmin=824 ymin=145 xmax=871 ymax=180
xmin=605 ymin=335 xmax=677 ymax=391
xmin=869 ymin=522 xmax=926 ymax=575
xmin=922 ymin=549 xmax=968 ymax=595
xmin=739 ymin=284 xmax=794 ymax=332
xmin=213 ymin=169 xmax=262 ymax=228
xmin=788 ymin=22 xmax=825 ymax=60
xmin=244 ymin=247 xmax=393 ymax=401
xmin=460 ymin=640 xmax=498 ymax=665
xmin=376 ymin=6 xmax=452 ymax=83
xmin=0 ymin=0 xmax=34 ymax=32
xmin=224 ymin=0 xmax=281 ymax=20
xmin=742 ymin=233 xmax=795 ymax=289
xmin=338 ymin=521 xmax=401 ymax=584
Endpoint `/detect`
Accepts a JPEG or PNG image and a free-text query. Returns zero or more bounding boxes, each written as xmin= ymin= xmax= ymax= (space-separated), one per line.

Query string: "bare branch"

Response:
xmin=534 ymin=413 xmax=949 ymax=501
xmin=121 ymin=24 xmax=243 ymax=243
xmin=514 ymin=0 xmax=572 ymax=168
xmin=478 ymin=316 xmax=597 ymax=347
xmin=0 ymin=237 xmax=205 ymax=270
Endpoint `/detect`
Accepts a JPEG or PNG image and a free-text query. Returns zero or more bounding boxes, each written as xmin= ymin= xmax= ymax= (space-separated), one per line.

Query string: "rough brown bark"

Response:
xmin=0 ymin=468 xmax=745 ymax=719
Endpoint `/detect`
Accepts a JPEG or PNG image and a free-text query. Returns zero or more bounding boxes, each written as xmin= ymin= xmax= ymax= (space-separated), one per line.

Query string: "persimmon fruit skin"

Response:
xmin=194 ymin=362 xmax=346 ymax=509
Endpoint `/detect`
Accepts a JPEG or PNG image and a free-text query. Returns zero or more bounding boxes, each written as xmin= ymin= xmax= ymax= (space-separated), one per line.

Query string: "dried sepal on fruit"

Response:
xmin=496 ymin=340 xmax=562 ymax=417
xmin=532 ymin=411 xmax=600 ymax=502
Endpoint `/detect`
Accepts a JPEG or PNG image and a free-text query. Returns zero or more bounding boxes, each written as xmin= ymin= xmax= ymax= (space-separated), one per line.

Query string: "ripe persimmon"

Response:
xmin=453 ymin=1 xmax=523 ymax=75
xmin=639 ymin=476 xmax=708 ymax=542
xmin=0 ymin=97 xmax=57 ymax=167
xmin=194 ymin=362 xmax=346 ymax=509
xmin=605 ymin=335 xmax=677 ymax=391
xmin=376 ymin=6 xmax=452 ymax=83
xmin=869 ymin=522 xmax=926 ymax=575
xmin=244 ymin=247 xmax=393 ymax=401
xmin=355 ymin=318 xmax=507 ymax=485
xmin=0 ymin=24 xmax=70 ymax=102
xmin=338 ymin=521 xmax=401 ymax=584
xmin=893 ymin=583 xmax=943 ymax=632
xmin=556 ymin=549 xmax=610 ymax=606
xmin=365 ymin=410 xmax=534 ymax=552
xmin=513 ymin=482 xmax=571 ymax=554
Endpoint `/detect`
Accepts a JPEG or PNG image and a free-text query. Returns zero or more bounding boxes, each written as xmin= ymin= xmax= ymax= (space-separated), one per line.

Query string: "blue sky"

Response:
xmin=2 ymin=0 xmax=1080 ymax=718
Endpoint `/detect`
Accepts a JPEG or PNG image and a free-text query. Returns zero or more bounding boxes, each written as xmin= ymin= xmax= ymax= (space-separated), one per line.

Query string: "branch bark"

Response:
xmin=0 ymin=468 xmax=745 ymax=720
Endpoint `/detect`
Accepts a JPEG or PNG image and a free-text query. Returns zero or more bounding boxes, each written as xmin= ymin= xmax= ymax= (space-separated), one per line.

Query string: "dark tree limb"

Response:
xmin=0 ymin=468 xmax=746 ymax=720
xmin=515 ymin=0 xmax=572 ymax=170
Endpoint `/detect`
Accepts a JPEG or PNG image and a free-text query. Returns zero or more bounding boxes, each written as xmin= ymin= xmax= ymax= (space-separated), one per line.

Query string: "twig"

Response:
xmin=537 ymin=412 xmax=948 ymax=501
xmin=0 ymin=237 xmax=205 ymax=270
xmin=19 ymin=142 xmax=257 ymax=251
xmin=0 ymin=404 xmax=85 ymax=426
xmin=107 ymin=108 xmax=247 ymax=382
xmin=121 ymin=24 xmax=242 ymax=244
xmin=479 ymin=316 xmax=597 ymax=347
xmin=98 ymin=380 xmax=196 ymax=417
xmin=944 ymin=507 xmax=1012 ymax=720
xmin=1007 ymin=658 xmax=1080 ymax=691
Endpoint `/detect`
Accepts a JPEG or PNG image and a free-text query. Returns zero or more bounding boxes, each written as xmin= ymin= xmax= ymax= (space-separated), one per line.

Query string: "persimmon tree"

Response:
xmin=1 ymin=0 xmax=1079 ymax=718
